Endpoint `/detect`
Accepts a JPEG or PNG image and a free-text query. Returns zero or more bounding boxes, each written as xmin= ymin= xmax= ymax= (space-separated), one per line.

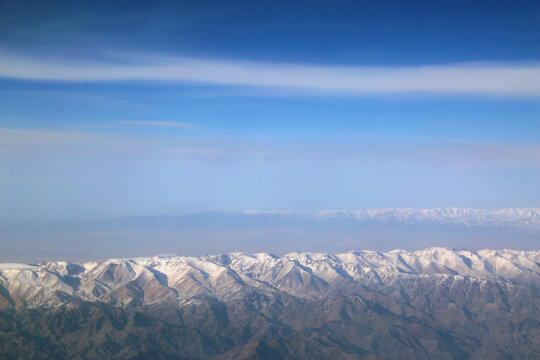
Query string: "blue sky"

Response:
xmin=1 ymin=0 xmax=540 ymax=220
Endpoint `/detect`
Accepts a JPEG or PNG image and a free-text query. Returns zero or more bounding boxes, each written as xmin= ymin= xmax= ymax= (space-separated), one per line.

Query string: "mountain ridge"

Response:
xmin=3 ymin=208 xmax=539 ymax=263
xmin=4 ymin=207 xmax=540 ymax=228
xmin=1 ymin=247 xmax=539 ymax=359
xmin=1 ymin=247 xmax=539 ymax=309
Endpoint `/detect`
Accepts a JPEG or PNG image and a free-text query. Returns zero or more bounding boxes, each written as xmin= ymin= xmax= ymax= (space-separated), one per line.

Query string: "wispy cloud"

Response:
xmin=116 ymin=120 xmax=196 ymax=128
xmin=2 ymin=128 xmax=540 ymax=169
xmin=1 ymin=50 xmax=540 ymax=97
xmin=0 ymin=128 xmax=229 ymax=161
xmin=0 ymin=128 xmax=98 ymax=146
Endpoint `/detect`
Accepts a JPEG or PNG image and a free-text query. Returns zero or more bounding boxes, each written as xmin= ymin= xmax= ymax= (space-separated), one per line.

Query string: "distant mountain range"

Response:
xmin=6 ymin=208 xmax=540 ymax=230
xmin=1 ymin=247 xmax=539 ymax=359
xmin=2 ymin=208 xmax=539 ymax=263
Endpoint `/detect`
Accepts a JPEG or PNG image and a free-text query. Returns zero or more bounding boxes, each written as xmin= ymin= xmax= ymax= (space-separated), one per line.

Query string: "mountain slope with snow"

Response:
xmin=1 ymin=247 xmax=539 ymax=359
xmin=1 ymin=247 xmax=539 ymax=308
xmin=245 ymin=208 xmax=540 ymax=228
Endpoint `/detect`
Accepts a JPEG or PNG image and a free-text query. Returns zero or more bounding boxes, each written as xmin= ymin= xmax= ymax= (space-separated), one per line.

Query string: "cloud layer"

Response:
xmin=1 ymin=51 xmax=540 ymax=96
xmin=2 ymin=127 xmax=540 ymax=168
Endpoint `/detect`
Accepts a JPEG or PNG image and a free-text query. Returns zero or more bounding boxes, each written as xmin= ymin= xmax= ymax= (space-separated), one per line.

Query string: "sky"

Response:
xmin=1 ymin=0 xmax=540 ymax=221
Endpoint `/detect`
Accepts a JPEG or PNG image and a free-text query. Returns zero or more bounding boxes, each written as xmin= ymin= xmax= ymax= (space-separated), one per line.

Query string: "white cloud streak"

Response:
xmin=0 ymin=128 xmax=230 ymax=161
xmin=1 ymin=51 xmax=540 ymax=96
xmin=116 ymin=120 xmax=196 ymax=128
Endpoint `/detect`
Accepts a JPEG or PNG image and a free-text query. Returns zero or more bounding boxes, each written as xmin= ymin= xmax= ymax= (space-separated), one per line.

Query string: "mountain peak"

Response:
xmin=1 ymin=247 xmax=539 ymax=310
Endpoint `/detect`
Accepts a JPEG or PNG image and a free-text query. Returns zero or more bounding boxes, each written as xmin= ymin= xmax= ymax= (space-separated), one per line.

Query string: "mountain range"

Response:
xmin=5 ymin=208 xmax=540 ymax=231
xmin=1 ymin=247 xmax=539 ymax=359
xmin=2 ymin=208 xmax=540 ymax=263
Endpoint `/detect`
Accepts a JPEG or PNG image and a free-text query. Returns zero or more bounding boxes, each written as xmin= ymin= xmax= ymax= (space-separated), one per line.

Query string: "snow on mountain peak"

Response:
xmin=241 ymin=208 xmax=540 ymax=227
xmin=0 ymin=247 xmax=539 ymax=310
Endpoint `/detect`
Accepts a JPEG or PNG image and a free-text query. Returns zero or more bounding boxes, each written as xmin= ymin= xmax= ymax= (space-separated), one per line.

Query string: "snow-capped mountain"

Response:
xmin=245 ymin=208 xmax=540 ymax=228
xmin=1 ymin=247 xmax=539 ymax=309
xmin=3 ymin=208 xmax=540 ymax=264
xmin=2 ymin=247 xmax=540 ymax=359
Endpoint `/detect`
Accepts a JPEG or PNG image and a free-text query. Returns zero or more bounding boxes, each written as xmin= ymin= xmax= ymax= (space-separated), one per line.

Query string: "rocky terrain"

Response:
xmin=0 ymin=247 xmax=539 ymax=359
